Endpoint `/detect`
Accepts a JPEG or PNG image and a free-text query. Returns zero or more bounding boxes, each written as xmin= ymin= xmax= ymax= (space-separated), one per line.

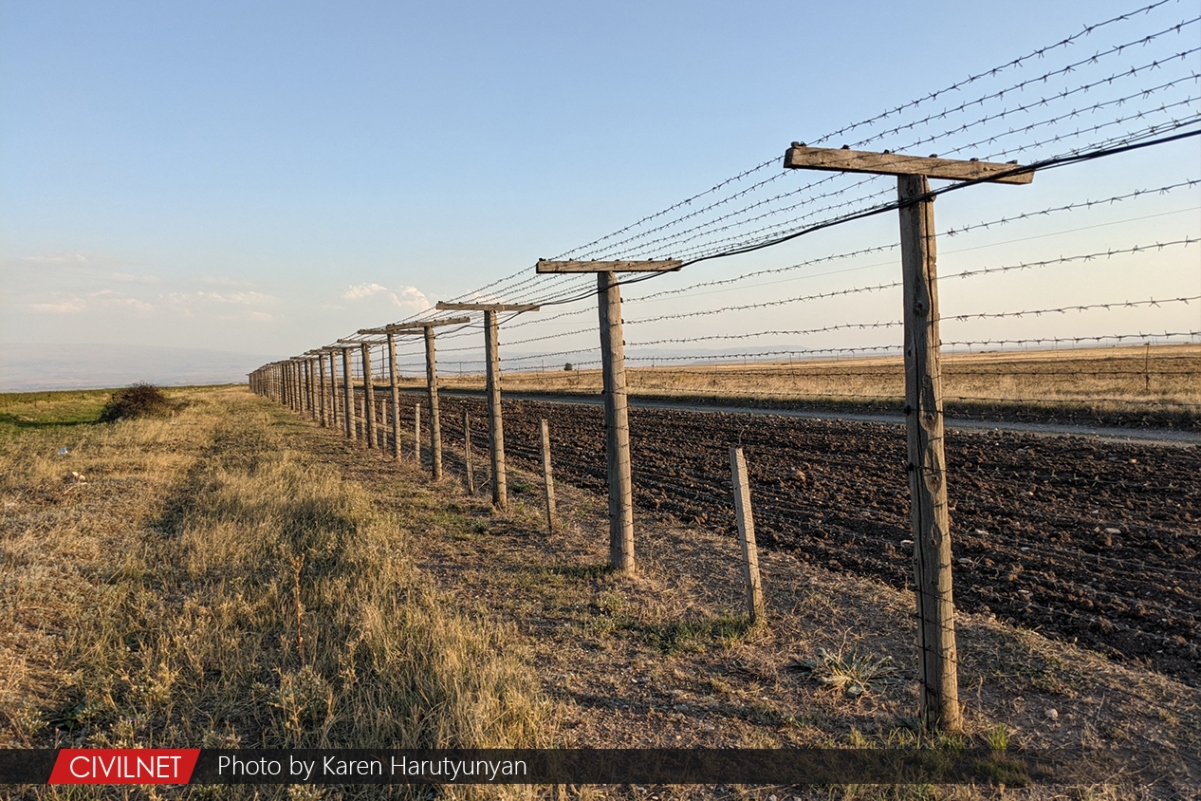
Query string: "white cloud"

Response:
xmin=342 ymin=282 xmax=389 ymax=300
xmin=342 ymin=283 xmax=430 ymax=311
xmin=24 ymin=252 xmax=90 ymax=264
xmin=29 ymin=296 xmax=87 ymax=314
xmin=110 ymin=272 xmax=159 ymax=284
xmin=202 ymin=275 xmax=253 ymax=287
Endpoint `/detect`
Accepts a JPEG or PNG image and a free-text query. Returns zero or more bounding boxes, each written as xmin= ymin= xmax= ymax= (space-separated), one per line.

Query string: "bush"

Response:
xmin=99 ymin=383 xmax=172 ymax=422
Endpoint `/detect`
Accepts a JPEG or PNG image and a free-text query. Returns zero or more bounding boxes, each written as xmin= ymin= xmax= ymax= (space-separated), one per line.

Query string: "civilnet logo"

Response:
xmin=48 ymin=750 xmax=201 ymax=784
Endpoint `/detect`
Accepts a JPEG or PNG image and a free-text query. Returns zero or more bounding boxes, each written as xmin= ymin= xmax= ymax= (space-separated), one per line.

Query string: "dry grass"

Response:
xmin=0 ymin=387 xmax=546 ymax=799
xmin=4 ymin=385 xmax=1198 ymax=799
xmin=429 ymin=344 xmax=1201 ymax=428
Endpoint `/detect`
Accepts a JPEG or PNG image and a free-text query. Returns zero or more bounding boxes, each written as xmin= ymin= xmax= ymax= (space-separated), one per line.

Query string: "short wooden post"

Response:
xmin=388 ymin=333 xmax=402 ymax=461
xmin=898 ymin=173 xmax=961 ymax=731
xmin=341 ymin=348 xmax=354 ymax=440
xmin=360 ymin=344 xmax=376 ymax=449
xmin=484 ymin=309 xmax=507 ymax=508
xmin=376 ymin=397 xmax=386 ymax=449
xmin=414 ymin=404 xmax=421 ymax=462
xmin=541 ymin=418 xmax=556 ymax=533
xmin=425 ymin=326 xmax=443 ymax=480
xmin=464 ymin=410 xmax=475 ymax=494
xmin=598 ymin=271 xmax=635 ymax=572
xmin=729 ymin=447 xmax=765 ymax=624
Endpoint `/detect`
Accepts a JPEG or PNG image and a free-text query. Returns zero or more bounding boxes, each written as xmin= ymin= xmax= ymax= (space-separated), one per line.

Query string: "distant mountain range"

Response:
xmin=0 ymin=343 xmax=275 ymax=392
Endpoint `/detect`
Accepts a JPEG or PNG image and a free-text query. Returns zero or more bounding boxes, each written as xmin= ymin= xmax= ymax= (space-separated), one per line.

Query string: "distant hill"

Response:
xmin=0 ymin=343 xmax=275 ymax=392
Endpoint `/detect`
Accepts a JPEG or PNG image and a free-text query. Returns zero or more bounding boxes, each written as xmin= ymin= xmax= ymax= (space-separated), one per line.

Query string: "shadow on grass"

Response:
xmin=0 ymin=412 xmax=103 ymax=429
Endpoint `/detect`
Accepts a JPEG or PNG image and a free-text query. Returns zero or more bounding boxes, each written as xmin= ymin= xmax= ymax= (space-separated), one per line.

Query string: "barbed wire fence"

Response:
xmin=251 ymin=0 xmax=1200 ymax=736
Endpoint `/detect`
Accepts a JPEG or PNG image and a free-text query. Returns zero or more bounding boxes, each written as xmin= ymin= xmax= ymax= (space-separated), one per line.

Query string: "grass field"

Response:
xmin=430 ymin=343 xmax=1201 ymax=429
xmin=2 ymin=386 xmax=1198 ymax=799
xmin=0 ymin=387 xmax=542 ymax=799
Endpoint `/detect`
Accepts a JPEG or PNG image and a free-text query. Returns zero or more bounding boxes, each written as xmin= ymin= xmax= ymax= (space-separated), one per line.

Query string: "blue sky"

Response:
xmin=2 ymin=0 xmax=1198 ymax=386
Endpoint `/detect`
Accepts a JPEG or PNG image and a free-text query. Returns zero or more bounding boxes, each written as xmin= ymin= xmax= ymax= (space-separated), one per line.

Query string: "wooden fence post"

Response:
xmin=541 ymin=418 xmax=556 ymax=533
xmin=376 ymin=397 xmax=386 ymax=449
xmin=388 ymin=333 xmax=402 ymax=461
xmin=898 ymin=173 xmax=961 ymax=731
xmin=328 ymin=351 xmax=339 ymax=431
xmin=360 ymin=343 xmax=376 ymax=449
xmin=316 ymin=355 xmax=327 ymax=427
xmin=535 ymin=261 xmax=678 ymax=570
xmin=341 ymin=348 xmax=354 ymax=440
xmin=484 ymin=310 xmax=507 ymax=508
xmin=414 ymin=404 xmax=421 ymax=462
xmin=598 ymin=271 xmax=635 ymax=572
xmin=425 ymin=326 xmax=443 ymax=480
xmin=782 ymin=144 xmax=1033 ymax=733
xmin=464 ymin=410 xmax=475 ymax=494
xmin=435 ymin=302 xmax=541 ymax=509
xmin=729 ymin=447 xmax=765 ymax=624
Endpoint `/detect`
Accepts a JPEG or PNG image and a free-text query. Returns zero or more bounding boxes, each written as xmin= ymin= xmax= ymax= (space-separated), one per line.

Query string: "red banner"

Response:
xmin=48 ymin=749 xmax=200 ymax=784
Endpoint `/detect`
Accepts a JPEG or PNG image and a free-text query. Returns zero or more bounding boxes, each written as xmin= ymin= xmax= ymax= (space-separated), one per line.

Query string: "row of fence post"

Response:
xmin=248 ymin=366 xmax=767 ymax=629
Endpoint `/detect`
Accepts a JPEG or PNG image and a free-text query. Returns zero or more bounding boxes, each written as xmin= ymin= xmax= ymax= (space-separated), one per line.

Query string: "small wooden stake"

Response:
xmin=464 ymin=411 xmax=475 ymax=494
xmin=729 ymin=447 xmax=765 ymax=624
xmin=541 ymin=418 xmax=556 ymax=533
xmin=414 ymin=404 xmax=421 ymax=462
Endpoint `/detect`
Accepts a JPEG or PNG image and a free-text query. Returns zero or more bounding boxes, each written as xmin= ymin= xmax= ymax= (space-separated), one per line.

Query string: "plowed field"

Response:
xmin=436 ymin=396 xmax=1201 ymax=686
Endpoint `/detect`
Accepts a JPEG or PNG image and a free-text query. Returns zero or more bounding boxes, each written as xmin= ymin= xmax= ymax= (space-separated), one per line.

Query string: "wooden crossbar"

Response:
xmin=535 ymin=259 xmax=683 ymax=273
xmin=783 ymin=144 xmax=1033 ymax=184
xmin=436 ymin=301 xmax=540 ymax=312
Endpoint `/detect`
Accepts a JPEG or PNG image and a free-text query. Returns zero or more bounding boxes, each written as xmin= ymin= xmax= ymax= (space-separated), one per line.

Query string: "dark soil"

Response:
xmin=435 ymin=396 xmax=1201 ymax=687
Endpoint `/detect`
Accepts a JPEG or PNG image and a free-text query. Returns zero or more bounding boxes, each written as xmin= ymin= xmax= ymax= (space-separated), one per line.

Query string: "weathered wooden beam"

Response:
xmin=436 ymin=302 xmax=540 ymax=312
xmin=783 ymin=144 xmax=1033 ymax=185
xmin=359 ymin=316 xmax=471 ymax=334
xmin=535 ymin=259 xmax=682 ymax=273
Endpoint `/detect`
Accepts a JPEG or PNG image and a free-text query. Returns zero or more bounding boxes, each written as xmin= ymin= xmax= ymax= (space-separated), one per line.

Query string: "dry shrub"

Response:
xmin=99 ymin=382 xmax=172 ymax=422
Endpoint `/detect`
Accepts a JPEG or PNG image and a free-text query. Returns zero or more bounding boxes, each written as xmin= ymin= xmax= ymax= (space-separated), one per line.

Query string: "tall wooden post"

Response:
xmin=597 ymin=271 xmax=635 ymax=572
xmin=360 ymin=344 xmax=376 ymax=448
xmin=730 ymin=447 xmax=765 ymax=625
xmin=424 ymin=326 xmax=443 ymax=480
xmin=388 ymin=333 xmax=401 ymax=461
xmin=483 ymin=310 xmax=506 ymax=507
xmin=328 ymin=350 xmax=339 ymax=431
xmin=541 ymin=418 xmax=556 ymax=533
xmin=782 ymin=144 xmax=1032 ymax=731
xmin=534 ymin=260 xmax=679 ymax=573
xmin=315 ymin=355 xmax=327 ymax=426
xmin=898 ymin=173 xmax=959 ymax=731
xmin=306 ymin=359 xmax=315 ymax=419
xmin=434 ymin=304 xmax=540 ymax=510
xmin=341 ymin=347 xmax=354 ymax=440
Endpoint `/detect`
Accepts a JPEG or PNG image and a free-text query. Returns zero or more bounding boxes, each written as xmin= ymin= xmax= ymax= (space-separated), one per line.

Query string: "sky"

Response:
xmin=2 ymin=0 xmax=1198 ymax=388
